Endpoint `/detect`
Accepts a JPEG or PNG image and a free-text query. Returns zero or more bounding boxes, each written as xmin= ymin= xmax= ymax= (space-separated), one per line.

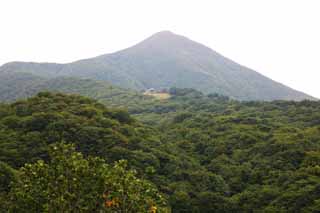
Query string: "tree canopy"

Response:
xmin=1 ymin=91 xmax=320 ymax=212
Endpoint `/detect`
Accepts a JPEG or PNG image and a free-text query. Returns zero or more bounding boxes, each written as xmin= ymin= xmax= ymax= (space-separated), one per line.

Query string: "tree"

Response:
xmin=8 ymin=142 xmax=167 ymax=212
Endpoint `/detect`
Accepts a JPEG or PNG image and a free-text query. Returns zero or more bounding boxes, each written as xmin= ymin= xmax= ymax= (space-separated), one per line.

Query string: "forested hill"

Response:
xmin=1 ymin=91 xmax=320 ymax=212
xmin=0 ymin=31 xmax=315 ymax=101
xmin=0 ymin=71 xmax=156 ymax=108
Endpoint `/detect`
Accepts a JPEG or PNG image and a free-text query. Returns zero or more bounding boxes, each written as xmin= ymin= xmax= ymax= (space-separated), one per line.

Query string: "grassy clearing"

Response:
xmin=143 ymin=92 xmax=171 ymax=100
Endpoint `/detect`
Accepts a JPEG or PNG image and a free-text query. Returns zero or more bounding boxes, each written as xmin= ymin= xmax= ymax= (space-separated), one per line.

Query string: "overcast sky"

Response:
xmin=0 ymin=0 xmax=319 ymax=98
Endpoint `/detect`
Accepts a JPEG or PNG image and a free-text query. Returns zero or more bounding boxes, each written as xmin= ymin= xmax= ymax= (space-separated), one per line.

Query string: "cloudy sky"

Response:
xmin=0 ymin=0 xmax=319 ymax=98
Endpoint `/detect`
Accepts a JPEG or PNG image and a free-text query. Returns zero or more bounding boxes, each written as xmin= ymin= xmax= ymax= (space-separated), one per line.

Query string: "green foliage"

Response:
xmin=0 ymin=92 xmax=157 ymax=168
xmin=0 ymin=161 xmax=17 ymax=211
xmin=7 ymin=143 xmax=167 ymax=212
xmin=124 ymin=88 xmax=320 ymax=211
xmin=0 ymin=161 xmax=16 ymax=193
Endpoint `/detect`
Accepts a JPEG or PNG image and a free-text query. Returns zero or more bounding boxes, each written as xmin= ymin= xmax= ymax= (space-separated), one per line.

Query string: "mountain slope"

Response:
xmin=0 ymin=72 xmax=155 ymax=110
xmin=0 ymin=31 xmax=315 ymax=101
xmin=0 ymin=72 xmax=44 ymax=101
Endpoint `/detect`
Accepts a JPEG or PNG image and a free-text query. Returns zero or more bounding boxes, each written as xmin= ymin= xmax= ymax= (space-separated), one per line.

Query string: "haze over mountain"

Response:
xmin=0 ymin=31 xmax=315 ymax=101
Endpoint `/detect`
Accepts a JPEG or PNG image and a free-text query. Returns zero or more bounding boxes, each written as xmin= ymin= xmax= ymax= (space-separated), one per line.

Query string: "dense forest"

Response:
xmin=1 ymin=90 xmax=320 ymax=212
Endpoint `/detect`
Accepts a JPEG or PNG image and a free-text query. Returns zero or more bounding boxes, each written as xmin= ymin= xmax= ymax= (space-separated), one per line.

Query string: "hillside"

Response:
xmin=0 ymin=72 xmax=43 ymax=101
xmin=0 ymin=71 xmax=159 ymax=111
xmin=0 ymin=31 xmax=315 ymax=101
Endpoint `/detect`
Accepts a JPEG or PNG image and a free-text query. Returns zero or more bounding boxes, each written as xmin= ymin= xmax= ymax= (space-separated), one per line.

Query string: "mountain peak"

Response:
xmin=134 ymin=30 xmax=198 ymax=51
xmin=145 ymin=30 xmax=182 ymax=42
xmin=153 ymin=30 xmax=175 ymax=36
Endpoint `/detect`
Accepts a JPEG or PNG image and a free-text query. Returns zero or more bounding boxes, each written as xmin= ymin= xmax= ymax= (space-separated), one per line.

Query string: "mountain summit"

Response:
xmin=0 ymin=31 xmax=315 ymax=101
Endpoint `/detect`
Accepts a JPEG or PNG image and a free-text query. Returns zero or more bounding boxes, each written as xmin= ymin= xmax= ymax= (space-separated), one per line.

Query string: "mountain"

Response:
xmin=0 ymin=31 xmax=315 ymax=101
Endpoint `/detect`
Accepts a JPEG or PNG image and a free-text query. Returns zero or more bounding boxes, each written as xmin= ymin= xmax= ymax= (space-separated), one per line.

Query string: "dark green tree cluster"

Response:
xmin=2 ymin=142 xmax=167 ymax=212
xmin=0 ymin=92 xmax=204 ymax=211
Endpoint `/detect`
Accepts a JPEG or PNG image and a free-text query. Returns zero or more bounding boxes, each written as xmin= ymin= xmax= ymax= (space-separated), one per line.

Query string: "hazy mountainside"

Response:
xmin=0 ymin=31 xmax=315 ymax=101
xmin=0 ymin=71 xmax=157 ymax=110
xmin=0 ymin=72 xmax=43 ymax=101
